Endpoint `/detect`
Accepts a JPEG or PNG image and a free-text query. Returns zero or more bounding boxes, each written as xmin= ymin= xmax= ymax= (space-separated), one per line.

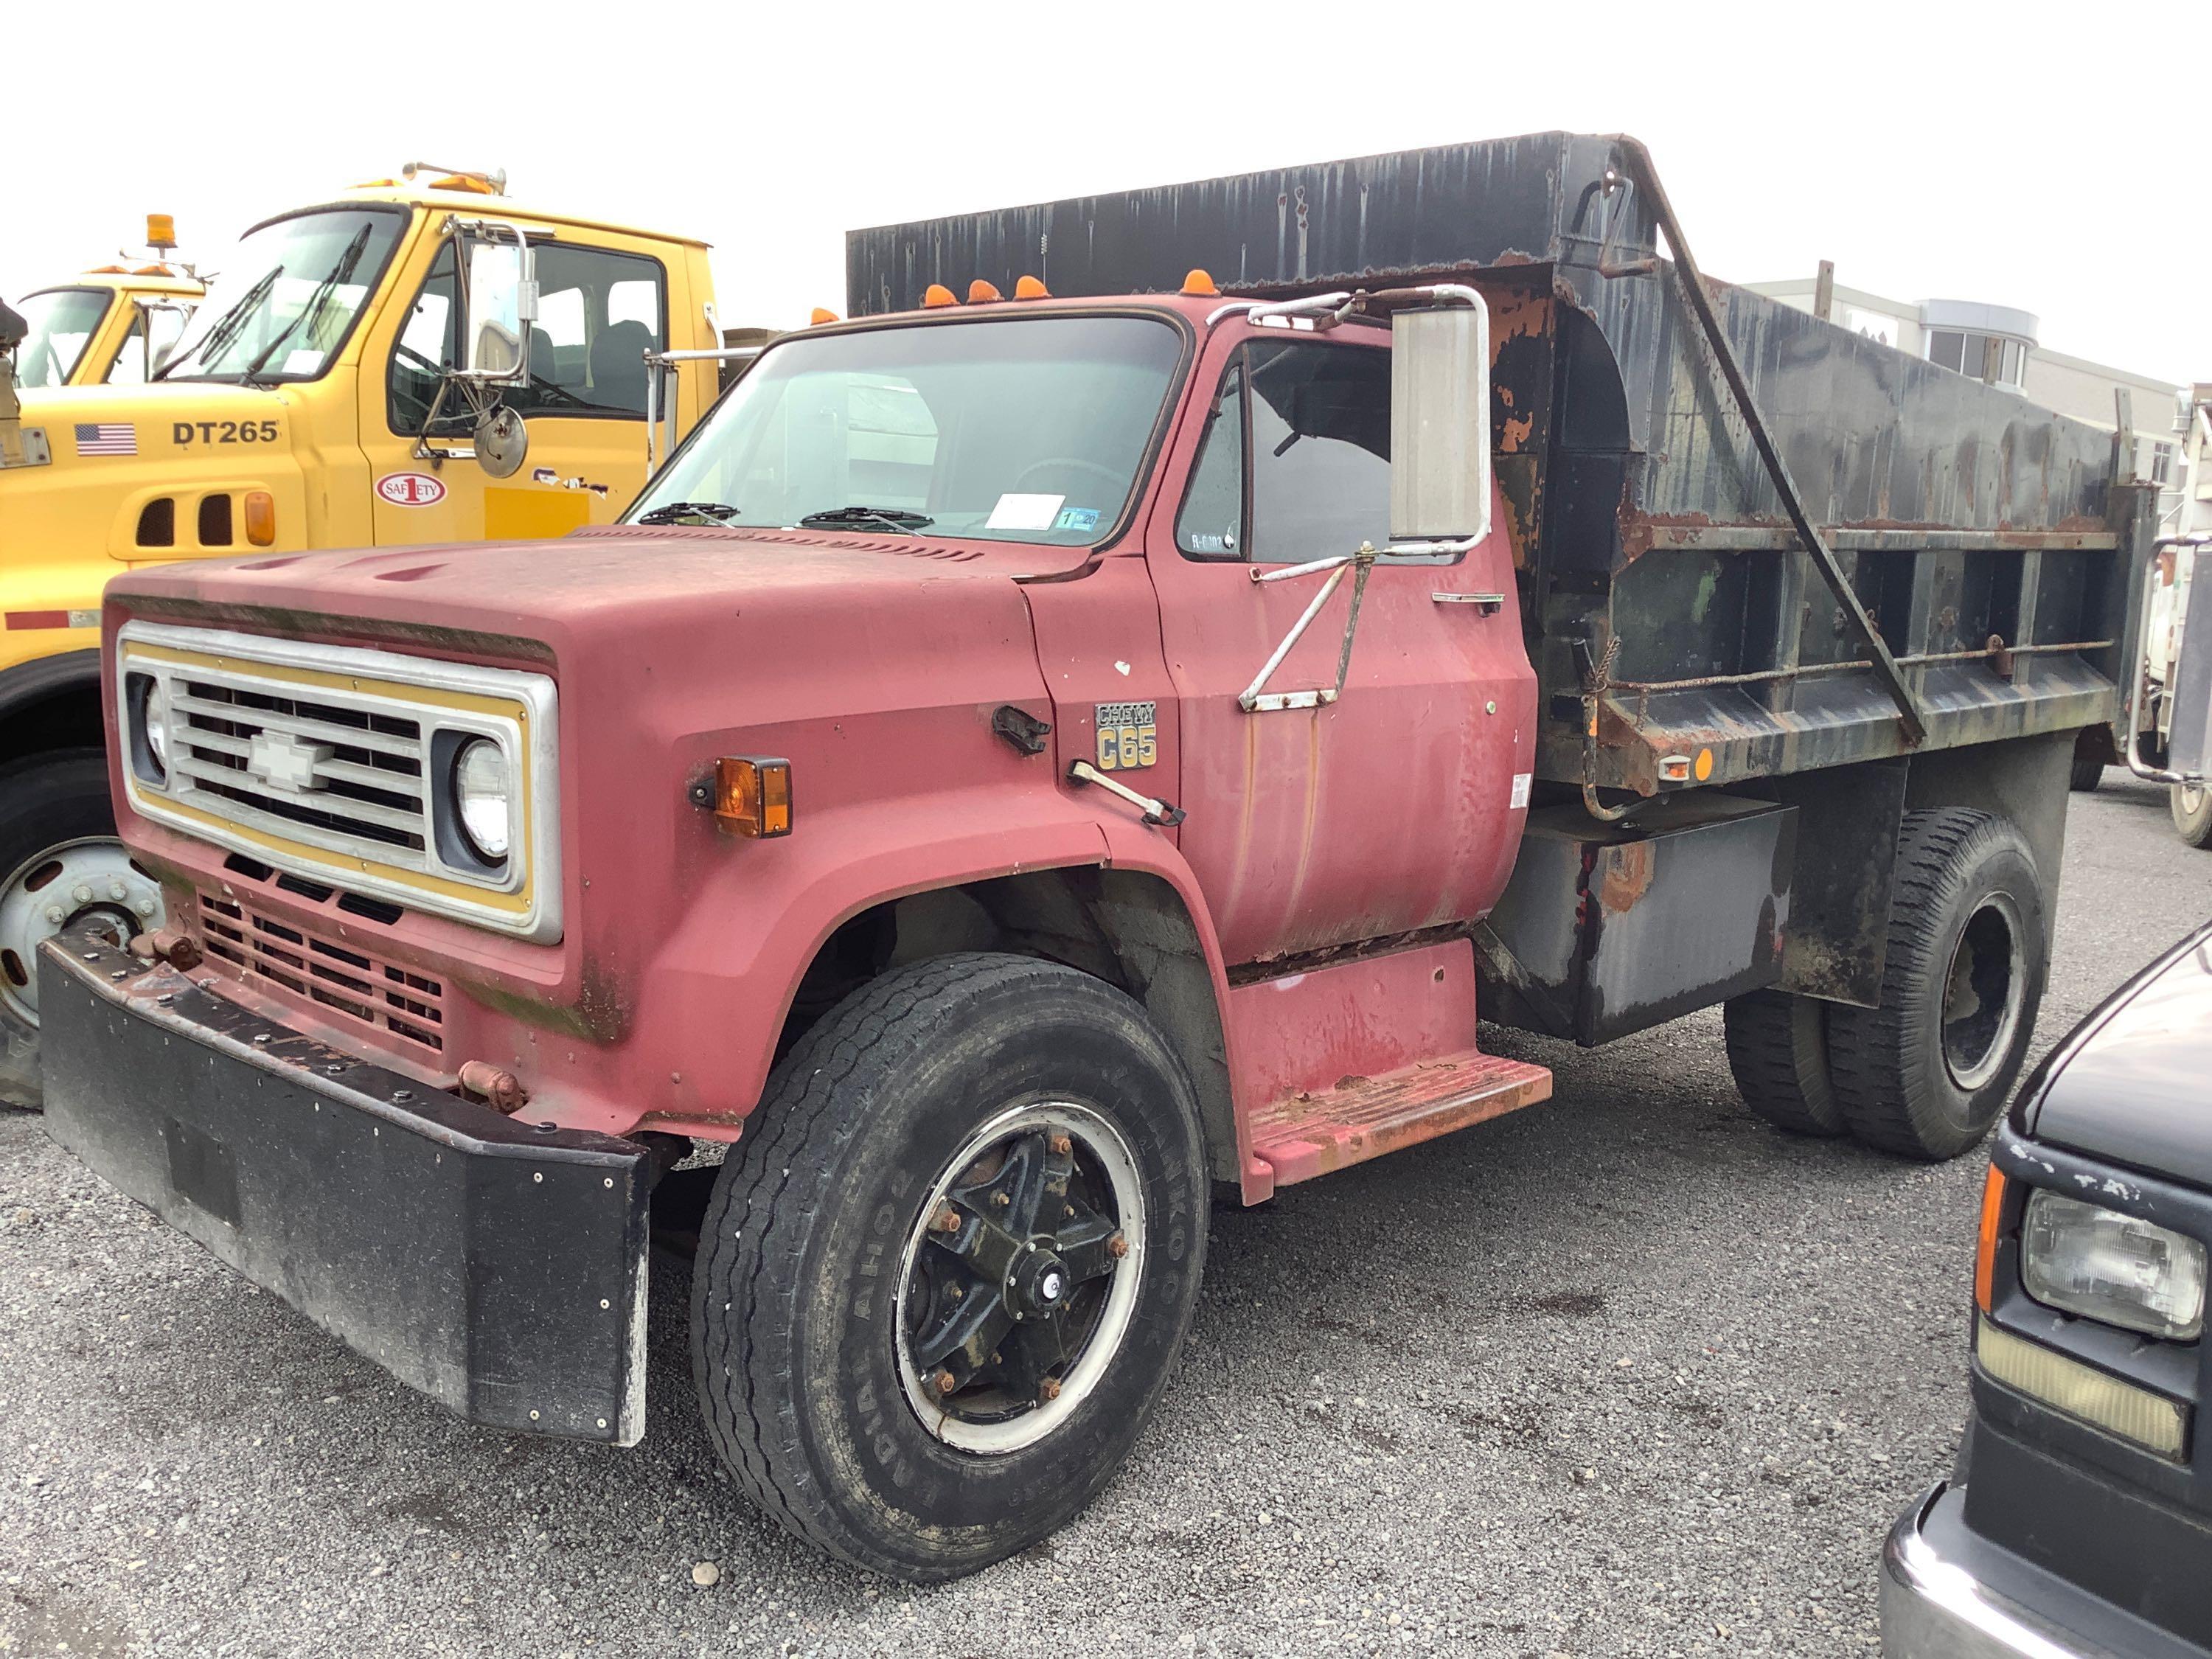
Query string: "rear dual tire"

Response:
xmin=1729 ymin=810 xmax=2045 ymax=1162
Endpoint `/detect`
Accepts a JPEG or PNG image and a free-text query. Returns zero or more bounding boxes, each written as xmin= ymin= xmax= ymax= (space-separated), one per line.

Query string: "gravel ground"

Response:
xmin=5 ymin=773 xmax=2209 ymax=1658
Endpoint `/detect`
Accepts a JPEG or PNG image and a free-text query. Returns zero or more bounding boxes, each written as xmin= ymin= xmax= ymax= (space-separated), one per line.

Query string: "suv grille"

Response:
xmin=199 ymin=891 xmax=445 ymax=1054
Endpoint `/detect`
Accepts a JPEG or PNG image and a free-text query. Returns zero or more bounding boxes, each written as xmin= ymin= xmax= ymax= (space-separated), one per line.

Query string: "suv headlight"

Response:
xmin=2023 ymin=1189 xmax=2207 ymax=1340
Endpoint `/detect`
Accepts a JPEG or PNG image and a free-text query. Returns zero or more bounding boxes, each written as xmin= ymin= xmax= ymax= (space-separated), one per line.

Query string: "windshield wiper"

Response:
xmin=635 ymin=501 xmax=742 ymax=526
xmin=241 ymin=224 xmax=372 ymax=383
xmin=162 ymin=265 xmax=282 ymax=379
xmin=799 ymin=505 xmax=934 ymax=532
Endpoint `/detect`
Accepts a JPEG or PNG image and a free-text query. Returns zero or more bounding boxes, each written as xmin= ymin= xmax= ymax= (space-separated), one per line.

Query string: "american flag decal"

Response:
xmin=74 ymin=422 xmax=137 ymax=456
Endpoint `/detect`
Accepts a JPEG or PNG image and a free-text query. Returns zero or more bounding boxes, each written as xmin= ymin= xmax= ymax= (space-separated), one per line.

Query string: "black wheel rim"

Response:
xmin=893 ymin=1102 xmax=1144 ymax=1454
xmin=1941 ymin=892 xmax=2025 ymax=1092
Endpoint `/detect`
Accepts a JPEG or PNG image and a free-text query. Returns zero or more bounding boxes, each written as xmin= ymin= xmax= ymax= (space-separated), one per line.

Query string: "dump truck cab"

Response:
xmin=36 ymin=132 xmax=2177 ymax=1582
xmin=0 ymin=167 xmax=728 ymax=1102
xmin=13 ymin=266 xmax=204 ymax=391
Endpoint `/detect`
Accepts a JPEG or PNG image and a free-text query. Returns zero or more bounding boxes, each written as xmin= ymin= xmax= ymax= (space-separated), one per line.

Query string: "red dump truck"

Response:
xmin=38 ymin=134 xmax=2169 ymax=1580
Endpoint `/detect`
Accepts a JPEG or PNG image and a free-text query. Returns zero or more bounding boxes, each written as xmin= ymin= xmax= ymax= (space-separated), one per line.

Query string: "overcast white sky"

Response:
xmin=14 ymin=1 xmax=2208 ymax=387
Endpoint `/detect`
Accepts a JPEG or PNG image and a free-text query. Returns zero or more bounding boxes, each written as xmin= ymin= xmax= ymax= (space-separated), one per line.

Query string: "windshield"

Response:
xmin=161 ymin=207 xmax=406 ymax=383
xmin=13 ymin=288 xmax=111 ymax=389
xmin=627 ymin=314 xmax=1184 ymax=545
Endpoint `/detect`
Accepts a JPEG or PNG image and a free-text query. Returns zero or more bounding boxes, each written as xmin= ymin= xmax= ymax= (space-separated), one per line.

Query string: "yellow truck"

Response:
xmin=14 ymin=221 xmax=204 ymax=390
xmin=0 ymin=165 xmax=733 ymax=1103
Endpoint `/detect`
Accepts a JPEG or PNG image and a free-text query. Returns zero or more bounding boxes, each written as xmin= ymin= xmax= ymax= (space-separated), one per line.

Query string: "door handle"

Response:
xmin=1434 ymin=592 xmax=1506 ymax=613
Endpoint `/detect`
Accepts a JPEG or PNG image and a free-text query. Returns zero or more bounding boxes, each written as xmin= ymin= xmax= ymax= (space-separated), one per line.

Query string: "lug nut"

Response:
xmin=1048 ymin=1133 xmax=1072 ymax=1157
xmin=992 ymin=1191 xmax=1011 ymax=1208
xmin=44 ymin=905 xmax=63 ymax=926
xmin=947 ymin=1284 xmax=964 ymax=1301
xmin=1039 ymin=1377 xmax=1062 ymax=1402
xmin=1106 ymin=1232 xmax=1130 ymax=1259
xmin=932 ymin=1369 xmax=956 ymax=1396
xmin=108 ymin=880 xmax=127 ymax=901
xmin=133 ymin=898 xmax=156 ymax=918
xmin=72 ymin=884 xmax=93 ymax=905
xmin=932 ymin=1205 xmax=961 ymax=1234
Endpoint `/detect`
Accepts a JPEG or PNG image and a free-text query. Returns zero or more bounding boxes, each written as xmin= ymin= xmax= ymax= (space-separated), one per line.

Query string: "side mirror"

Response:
xmin=1389 ymin=295 xmax=1492 ymax=550
xmin=461 ymin=228 xmax=535 ymax=384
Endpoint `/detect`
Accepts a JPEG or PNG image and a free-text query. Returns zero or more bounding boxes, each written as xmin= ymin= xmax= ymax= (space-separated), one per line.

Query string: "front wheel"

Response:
xmin=1828 ymin=810 xmax=2047 ymax=1160
xmin=691 ymin=952 xmax=1208 ymax=1580
xmin=2173 ymin=784 xmax=2212 ymax=849
xmin=0 ymin=751 xmax=167 ymax=1109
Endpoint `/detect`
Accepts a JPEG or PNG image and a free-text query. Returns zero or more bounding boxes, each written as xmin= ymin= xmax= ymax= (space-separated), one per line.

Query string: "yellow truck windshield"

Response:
xmin=14 ymin=288 xmax=111 ymax=389
xmin=161 ymin=206 xmax=406 ymax=384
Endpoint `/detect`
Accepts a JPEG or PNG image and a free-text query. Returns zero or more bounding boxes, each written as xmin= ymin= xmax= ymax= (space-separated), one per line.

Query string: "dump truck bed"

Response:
xmin=849 ymin=132 xmax=2150 ymax=796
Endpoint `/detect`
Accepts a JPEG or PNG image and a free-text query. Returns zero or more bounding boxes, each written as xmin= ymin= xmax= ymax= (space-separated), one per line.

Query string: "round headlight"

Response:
xmin=145 ymin=679 xmax=172 ymax=771
xmin=452 ymin=738 xmax=512 ymax=862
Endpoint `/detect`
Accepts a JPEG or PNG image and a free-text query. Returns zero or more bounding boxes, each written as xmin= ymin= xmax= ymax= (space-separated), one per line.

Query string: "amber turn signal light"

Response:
xmin=1975 ymin=1164 xmax=2007 ymax=1312
xmin=713 ymin=757 xmax=793 ymax=838
xmin=243 ymin=490 xmax=276 ymax=547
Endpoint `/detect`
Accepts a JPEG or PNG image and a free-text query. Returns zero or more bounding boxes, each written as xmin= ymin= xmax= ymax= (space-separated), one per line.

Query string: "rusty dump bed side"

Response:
xmin=849 ymin=132 xmax=2149 ymax=796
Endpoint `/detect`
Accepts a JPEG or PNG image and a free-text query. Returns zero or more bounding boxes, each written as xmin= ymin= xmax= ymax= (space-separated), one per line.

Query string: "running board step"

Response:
xmin=1247 ymin=1050 xmax=1554 ymax=1187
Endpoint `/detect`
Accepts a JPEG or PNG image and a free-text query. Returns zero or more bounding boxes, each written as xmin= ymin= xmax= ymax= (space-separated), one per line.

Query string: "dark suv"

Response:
xmin=1882 ymin=919 xmax=2212 ymax=1656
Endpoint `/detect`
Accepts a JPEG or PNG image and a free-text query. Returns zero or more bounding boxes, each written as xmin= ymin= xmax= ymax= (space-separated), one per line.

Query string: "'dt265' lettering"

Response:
xmin=173 ymin=421 xmax=279 ymax=445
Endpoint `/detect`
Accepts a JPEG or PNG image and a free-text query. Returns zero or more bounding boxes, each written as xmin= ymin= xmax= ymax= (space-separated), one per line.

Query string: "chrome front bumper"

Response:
xmin=1882 ymin=1482 xmax=2188 ymax=1659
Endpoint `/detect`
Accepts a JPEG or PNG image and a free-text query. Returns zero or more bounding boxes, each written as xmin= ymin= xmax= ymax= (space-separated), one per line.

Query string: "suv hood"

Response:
xmin=2020 ymin=921 xmax=2212 ymax=1190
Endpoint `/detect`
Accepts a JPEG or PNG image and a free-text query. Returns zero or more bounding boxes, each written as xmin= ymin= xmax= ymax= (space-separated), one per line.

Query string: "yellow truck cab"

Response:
xmin=0 ymin=166 xmax=730 ymax=1103
xmin=15 ymin=261 xmax=204 ymax=390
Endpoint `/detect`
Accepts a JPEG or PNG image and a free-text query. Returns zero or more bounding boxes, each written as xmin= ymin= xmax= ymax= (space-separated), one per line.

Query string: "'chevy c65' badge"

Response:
xmin=1093 ymin=701 xmax=1158 ymax=771
xmin=377 ymin=471 xmax=447 ymax=507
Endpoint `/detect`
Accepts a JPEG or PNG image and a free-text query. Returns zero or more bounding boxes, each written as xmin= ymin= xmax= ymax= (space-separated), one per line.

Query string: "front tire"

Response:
xmin=0 ymin=751 xmax=166 ymax=1110
xmin=691 ymin=952 xmax=1208 ymax=1580
xmin=2173 ymin=784 xmax=2212 ymax=849
xmin=1828 ymin=810 xmax=2047 ymax=1160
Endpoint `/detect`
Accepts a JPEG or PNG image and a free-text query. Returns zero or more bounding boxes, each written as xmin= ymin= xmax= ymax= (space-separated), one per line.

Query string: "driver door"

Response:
xmin=358 ymin=226 xmax=670 ymax=546
xmin=1144 ymin=326 xmax=1535 ymax=966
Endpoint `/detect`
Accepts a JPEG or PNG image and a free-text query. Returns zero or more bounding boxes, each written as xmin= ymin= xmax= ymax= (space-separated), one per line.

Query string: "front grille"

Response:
xmin=199 ymin=891 xmax=445 ymax=1054
xmin=170 ymin=672 xmax=432 ymax=859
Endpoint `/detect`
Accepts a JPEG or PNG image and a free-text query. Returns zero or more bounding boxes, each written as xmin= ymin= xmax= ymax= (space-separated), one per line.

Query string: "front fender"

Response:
xmin=602 ymin=782 xmax=1236 ymax=1138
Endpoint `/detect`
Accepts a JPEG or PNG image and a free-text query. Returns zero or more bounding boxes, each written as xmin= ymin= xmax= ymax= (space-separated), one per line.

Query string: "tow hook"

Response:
xmin=129 ymin=928 xmax=201 ymax=971
xmin=458 ymin=1060 xmax=530 ymax=1114
xmin=1067 ymin=760 xmax=1186 ymax=828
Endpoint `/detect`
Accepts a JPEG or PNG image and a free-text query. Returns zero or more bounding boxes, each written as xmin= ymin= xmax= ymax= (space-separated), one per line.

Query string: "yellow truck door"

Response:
xmin=361 ymin=221 xmax=675 ymax=544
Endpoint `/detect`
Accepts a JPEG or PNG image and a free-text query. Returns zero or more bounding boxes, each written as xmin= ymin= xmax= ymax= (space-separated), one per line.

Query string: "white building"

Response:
xmin=1747 ymin=270 xmax=2194 ymax=533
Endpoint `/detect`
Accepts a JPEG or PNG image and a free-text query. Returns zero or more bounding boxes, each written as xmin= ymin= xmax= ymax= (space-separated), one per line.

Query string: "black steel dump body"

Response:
xmin=849 ymin=132 xmax=2152 ymax=799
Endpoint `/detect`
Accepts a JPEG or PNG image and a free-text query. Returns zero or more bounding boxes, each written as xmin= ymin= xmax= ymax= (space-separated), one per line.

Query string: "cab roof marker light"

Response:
xmin=1014 ymin=275 xmax=1050 ymax=299
xmin=921 ymin=284 xmax=959 ymax=310
xmin=809 ymin=307 xmax=840 ymax=326
xmin=967 ymin=279 xmax=1003 ymax=304
xmin=1180 ymin=268 xmax=1219 ymax=296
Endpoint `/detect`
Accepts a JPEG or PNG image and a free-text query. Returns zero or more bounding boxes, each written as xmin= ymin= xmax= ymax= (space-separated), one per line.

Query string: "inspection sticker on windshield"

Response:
xmin=1054 ymin=507 xmax=1101 ymax=533
xmin=377 ymin=472 xmax=448 ymax=508
xmin=985 ymin=493 xmax=1064 ymax=531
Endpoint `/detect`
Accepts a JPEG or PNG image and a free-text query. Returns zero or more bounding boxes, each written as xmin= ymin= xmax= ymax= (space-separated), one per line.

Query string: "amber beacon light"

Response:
xmin=711 ymin=757 xmax=793 ymax=838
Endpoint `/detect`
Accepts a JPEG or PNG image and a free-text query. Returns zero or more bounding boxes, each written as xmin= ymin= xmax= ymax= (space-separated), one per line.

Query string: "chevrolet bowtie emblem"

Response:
xmin=245 ymin=729 xmax=333 ymax=793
